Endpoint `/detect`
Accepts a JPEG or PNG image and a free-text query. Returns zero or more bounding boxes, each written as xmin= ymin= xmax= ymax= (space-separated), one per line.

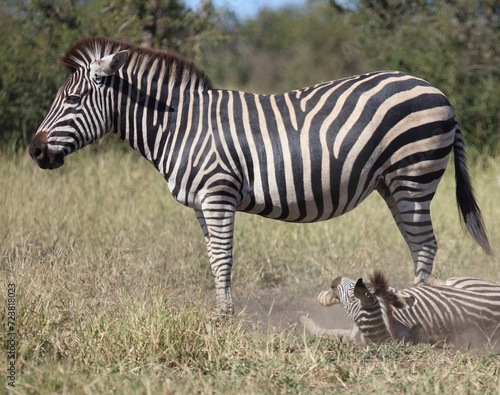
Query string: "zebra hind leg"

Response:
xmin=377 ymin=181 xmax=437 ymax=286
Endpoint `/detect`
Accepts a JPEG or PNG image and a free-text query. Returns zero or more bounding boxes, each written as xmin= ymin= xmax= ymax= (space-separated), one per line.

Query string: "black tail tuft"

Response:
xmin=454 ymin=125 xmax=493 ymax=255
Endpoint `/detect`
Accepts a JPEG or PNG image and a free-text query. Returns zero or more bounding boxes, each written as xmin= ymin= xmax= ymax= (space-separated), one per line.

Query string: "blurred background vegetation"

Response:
xmin=0 ymin=0 xmax=498 ymax=155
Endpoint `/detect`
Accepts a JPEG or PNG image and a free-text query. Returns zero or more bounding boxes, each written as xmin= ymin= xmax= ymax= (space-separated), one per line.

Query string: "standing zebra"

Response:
xmin=299 ymin=271 xmax=500 ymax=345
xmin=30 ymin=37 xmax=492 ymax=314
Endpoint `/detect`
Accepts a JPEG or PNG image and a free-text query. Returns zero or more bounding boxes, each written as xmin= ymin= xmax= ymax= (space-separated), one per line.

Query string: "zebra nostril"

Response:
xmin=29 ymin=131 xmax=52 ymax=168
xmin=33 ymin=148 xmax=43 ymax=159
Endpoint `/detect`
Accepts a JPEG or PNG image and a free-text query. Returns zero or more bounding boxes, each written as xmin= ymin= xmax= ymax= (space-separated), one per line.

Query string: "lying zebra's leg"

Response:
xmin=444 ymin=277 xmax=500 ymax=291
xmin=296 ymin=312 xmax=352 ymax=339
xmin=424 ymin=275 xmax=446 ymax=287
xmin=423 ymin=274 xmax=494 ymax=290
xmin=317 ymin=289 xmax=340 ymax=306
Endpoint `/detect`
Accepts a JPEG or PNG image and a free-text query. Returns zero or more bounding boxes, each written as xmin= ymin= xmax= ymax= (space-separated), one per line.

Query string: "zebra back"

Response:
xmin=396 ymin=283 xmax=500 ymax=343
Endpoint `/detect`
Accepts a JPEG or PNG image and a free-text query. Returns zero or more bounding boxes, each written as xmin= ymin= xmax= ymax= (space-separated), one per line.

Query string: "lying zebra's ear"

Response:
xmin=331 ymin=276 xmax=343 ymax=289
xmin=354 ymin=278 xmax=375 ymax=305
xmin=90 ymin=50 xmax=129 ymax=78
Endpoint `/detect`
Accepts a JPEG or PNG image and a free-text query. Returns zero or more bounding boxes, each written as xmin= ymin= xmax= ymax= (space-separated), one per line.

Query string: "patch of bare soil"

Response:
xmin=447 ymin=325 xmax=500 ymax=354
xmin=234 ymin=287 xmax=351 ymax=332
xmin=233 ymin=288 xmax=500 ymax=355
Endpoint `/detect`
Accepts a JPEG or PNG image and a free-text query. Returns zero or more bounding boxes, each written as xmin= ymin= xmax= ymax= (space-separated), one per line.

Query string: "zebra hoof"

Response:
xmin=318 ymin=289 xmax=340 ymax=306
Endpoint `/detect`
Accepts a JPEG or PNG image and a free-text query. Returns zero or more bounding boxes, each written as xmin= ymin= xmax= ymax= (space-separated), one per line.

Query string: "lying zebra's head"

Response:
xmin=30 ymin=38 xmax=128 ymax=169
xmin=320 ymin=271 xmax=414 ymax=343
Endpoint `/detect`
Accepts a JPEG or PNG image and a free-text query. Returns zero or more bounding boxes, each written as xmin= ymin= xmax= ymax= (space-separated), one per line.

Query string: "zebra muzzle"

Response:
xmin=29 ymin=131 xmax=64 ymax=170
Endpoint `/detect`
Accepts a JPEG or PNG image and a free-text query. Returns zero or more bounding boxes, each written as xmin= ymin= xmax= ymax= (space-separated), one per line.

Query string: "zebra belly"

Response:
xmin=237 ymin=153 xmax=378 ymax=223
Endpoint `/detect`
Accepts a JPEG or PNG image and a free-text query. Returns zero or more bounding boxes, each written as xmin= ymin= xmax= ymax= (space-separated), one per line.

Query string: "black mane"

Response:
xmin=368 ymin=270 xmax=390 ymax=296
xmin=61 ymin=37 xmax=213 ymax=90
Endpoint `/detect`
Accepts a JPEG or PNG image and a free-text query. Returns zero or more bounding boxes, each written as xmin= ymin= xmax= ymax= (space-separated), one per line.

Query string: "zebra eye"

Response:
xmin=66 ymin=94 xmax=81 ymax=104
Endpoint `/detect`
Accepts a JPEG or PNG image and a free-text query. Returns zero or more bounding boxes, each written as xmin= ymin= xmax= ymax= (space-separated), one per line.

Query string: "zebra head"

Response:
xmin=30 ymin=40 xmax=129 ymax=169
xmin=327 ymin=271 xmax=414 ymax=343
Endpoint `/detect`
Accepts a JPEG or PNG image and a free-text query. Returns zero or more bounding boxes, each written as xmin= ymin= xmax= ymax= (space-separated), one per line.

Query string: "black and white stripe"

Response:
xmin=30 ymin=37 xmax=492 ymax=313
xmin=315 ymin=271 xmax=500 ymax=344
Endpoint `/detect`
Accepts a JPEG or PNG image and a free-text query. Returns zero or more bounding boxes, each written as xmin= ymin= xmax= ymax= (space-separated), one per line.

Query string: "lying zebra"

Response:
xmin=298 ymin=271 xmax=500 ymax=345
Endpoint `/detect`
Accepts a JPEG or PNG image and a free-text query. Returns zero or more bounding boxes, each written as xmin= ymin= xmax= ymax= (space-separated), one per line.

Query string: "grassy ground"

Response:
xmin=1 ymin=141 xmax=500 ymax=394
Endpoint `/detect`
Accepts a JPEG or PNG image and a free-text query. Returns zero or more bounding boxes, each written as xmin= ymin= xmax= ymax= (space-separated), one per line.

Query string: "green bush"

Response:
xmin=1 ymin=0 xmax=498 ymax=155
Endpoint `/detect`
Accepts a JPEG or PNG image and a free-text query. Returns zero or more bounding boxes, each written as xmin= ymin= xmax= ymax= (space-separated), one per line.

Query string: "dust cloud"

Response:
xmin=233 ymin=288 xmax=500 ymax=354
xmin=234 ymin=287 xmax=351 ymax=332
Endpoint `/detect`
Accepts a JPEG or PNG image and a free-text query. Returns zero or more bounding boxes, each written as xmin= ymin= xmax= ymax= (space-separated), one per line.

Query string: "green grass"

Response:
xmin=1 ymin=141 xmax=500 ymax=393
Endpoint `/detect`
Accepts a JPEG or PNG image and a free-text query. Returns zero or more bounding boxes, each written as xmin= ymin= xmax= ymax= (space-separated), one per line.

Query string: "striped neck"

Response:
xmin=75 ymin=40 xmax=214 ymax=168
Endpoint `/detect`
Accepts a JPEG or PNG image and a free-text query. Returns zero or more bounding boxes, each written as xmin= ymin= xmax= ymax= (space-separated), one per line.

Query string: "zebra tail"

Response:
xmin=453 ymin=124 xmax=493 ymax=255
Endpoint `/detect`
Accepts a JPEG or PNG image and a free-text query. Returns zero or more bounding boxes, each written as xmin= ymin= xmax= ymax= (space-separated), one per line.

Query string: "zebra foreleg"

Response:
xmin=196 ymin=205 xmax=236 ymax=315
xmin=317 ymin=289 xmax=340 ymax=306
xmin=195 ymin=209 xmax=212 ymax=257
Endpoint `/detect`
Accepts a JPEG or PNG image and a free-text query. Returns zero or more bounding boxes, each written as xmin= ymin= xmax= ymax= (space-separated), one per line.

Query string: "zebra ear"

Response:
xmin=354 ymin=278 xmax=375 ymax=305
xmin=90 ymin=50 xmax=129 ymax=78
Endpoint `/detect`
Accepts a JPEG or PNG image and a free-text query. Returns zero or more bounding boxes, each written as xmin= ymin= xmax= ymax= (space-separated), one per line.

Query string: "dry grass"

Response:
xmin=1 ymin=140 xmax=500 ymax=394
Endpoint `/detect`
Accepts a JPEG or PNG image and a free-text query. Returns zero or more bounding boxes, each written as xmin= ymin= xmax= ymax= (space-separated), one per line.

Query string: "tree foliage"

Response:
xmin=352 ymin=0 xmax=500 ymax=154
xmin=0 ymin=0 xmax=229 ymax=150
xmin=0 ymin=0 xmax=498 ymax=154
